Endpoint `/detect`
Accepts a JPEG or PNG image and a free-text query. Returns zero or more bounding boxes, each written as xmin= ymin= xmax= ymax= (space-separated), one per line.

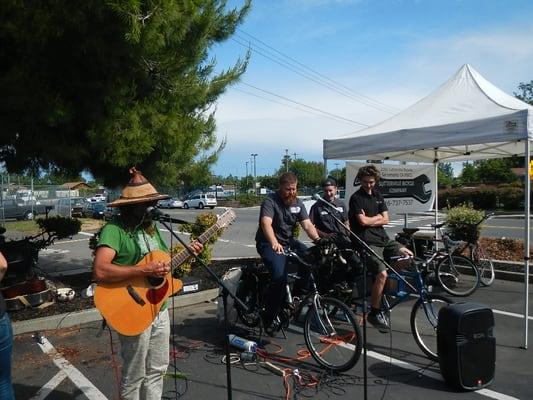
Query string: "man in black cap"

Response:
xmin=309 ymin=177 xmax=351 ymax=247
xmin=309 ymin=177 xmax=361 ymax=293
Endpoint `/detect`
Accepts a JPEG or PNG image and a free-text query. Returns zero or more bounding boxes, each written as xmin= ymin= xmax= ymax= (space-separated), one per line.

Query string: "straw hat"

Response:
xmin=107 ymin=167 xmax=169 ymax=207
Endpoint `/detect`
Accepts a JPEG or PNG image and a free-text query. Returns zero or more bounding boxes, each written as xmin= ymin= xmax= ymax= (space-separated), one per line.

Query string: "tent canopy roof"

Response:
xmin=323 ymin=64 xmax=533 ymax=163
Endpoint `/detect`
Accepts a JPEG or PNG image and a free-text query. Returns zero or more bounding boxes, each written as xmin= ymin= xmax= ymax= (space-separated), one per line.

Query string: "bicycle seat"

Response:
xmin=402 ymin=228 xmax=419 ymax=235
xmin=431 ymin=223 xmax=445 ymax=229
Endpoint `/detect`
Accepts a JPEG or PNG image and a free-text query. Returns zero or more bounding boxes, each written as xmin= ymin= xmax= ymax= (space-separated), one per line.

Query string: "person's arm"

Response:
xmin=93 ymin=242 xmax=203 ymax=283
xmin=93 ymin=246 xmax=170 ymax=283
xmin=0 ymin=251 xmax=7 ymax=282
xmin=355 ymin=210 xmax=389 ymax=227
xmin=300 ymin=218 xmax=321 ymax=242
xmin=260 ymin=216 xmax=284 ymax=254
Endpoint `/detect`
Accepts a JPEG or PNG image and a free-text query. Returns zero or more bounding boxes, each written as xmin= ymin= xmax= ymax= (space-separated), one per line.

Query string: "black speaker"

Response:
xmin=437 ymin=302 xmax=495 ymax=390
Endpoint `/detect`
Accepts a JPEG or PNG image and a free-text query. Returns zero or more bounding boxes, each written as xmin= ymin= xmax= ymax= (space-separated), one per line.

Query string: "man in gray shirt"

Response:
xmin=256 ymin=172 xmax=321 ymax=335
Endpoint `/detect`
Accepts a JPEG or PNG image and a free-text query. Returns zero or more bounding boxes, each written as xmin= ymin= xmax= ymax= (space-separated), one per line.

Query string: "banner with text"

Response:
xmin=345 ymin=162 xmax=435 ymax=214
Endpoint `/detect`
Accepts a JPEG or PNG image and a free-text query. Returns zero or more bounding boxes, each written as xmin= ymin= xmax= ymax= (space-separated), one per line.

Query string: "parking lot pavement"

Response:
xmin=11 ymin=279 xmax=533 ymax=400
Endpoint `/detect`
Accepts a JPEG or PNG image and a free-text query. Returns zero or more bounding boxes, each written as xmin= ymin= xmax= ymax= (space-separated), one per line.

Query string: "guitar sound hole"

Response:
xmin=147 ymin=276 xmax=164 ymax=287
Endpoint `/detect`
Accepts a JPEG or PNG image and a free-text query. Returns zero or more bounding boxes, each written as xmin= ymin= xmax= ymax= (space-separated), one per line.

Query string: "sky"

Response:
xmin=207 ymin=0 xmax=533 ymax=178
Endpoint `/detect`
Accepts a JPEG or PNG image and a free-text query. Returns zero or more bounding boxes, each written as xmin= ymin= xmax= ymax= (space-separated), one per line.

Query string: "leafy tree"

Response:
xmin=459 ymin=162 xmax=478 ymax=185
xmin=277 ymin=159 xmax=324 ymax=188
xmin=0 ymin=1 xmax=250 ymax=187
xmin=474 ymin=159 xmax=517 ymax=184
xmin=438 ymin=162 xmax=454 ymax=187
xmin=257 ymin=175 xmax=278 ymax=191
xmin=329 ymin=167 xmax=346 ymax=187
xmin=514 ymin=81 xmax=533 ymax=105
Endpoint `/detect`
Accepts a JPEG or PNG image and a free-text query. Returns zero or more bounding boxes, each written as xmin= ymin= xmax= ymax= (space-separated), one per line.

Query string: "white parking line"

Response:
xmin=493 ymin=309 xmax=533 ymax=320
xmin=36 ymin=336 xmax=108 ymax=399
xmin=291 ymin=324 xmax=518 ymax=400
xmin=30 ymin=370 xmax=68 ymax=400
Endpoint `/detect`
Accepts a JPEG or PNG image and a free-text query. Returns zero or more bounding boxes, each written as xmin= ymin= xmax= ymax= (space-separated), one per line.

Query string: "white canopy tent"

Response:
xmin=323 ymin=64 xmax=532 ymax=348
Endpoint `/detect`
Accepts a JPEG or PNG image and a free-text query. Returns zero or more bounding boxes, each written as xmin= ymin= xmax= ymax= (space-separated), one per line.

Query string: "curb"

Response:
xmin=12 ymin=288 xmax=219 ymax=336
xmin=11 ymin=258 xmax=532 ymax=336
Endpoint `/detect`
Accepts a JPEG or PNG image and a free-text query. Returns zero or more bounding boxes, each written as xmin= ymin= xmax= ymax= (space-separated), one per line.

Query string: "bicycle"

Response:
xmin=352 ymin=257 xmax=453 ymax=361
xmin=396 ymin=224 xmax=480 ymax=297
xmin=450 ymin=213 xmax=495 ymax=287
xmin=235 ymin=244 xmax=362 ymax=372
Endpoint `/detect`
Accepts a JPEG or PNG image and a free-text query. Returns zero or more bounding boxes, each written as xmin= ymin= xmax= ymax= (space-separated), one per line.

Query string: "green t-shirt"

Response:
xmin=97 ymin=222 xmax=169 ymax=265
xmin=97 ymin=221 xmax=170 ymax=310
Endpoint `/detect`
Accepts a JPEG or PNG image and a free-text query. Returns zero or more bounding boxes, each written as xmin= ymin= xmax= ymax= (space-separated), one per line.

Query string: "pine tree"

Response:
xmin=0 ymin=0 xmax=250 ymax=186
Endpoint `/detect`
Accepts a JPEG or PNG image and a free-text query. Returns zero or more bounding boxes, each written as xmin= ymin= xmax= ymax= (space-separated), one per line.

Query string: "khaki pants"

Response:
xmin=119 ymin=309 xmax=170 ymax=400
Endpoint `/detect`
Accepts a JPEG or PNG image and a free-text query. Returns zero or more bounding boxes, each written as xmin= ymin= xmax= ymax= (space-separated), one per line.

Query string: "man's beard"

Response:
xmin=282 ymin=193 xmax=297 ymax=205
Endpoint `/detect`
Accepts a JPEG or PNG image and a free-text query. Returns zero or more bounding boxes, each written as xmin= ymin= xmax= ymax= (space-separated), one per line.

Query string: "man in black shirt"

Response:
xmin=256 ymin=172 xmax=322 ymax=334
xmin=310 ymin=177 xmax=362 ymax=291
xmin=309 ymin=177 xmax=351 ymax=247
xmin=349 ymin=165 xmax=412 ymax=332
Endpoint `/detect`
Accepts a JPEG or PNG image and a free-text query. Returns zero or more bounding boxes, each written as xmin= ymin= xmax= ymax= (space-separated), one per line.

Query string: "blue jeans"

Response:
xmin=256 ymin=240 xmax=309 ymax=324
xmin=0 ymin=313 xmax=15 ymax=400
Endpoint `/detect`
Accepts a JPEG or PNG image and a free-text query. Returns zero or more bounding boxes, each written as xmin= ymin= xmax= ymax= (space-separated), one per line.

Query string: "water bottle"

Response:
xmin=228 ymin=334 xmax=257 ymax=352
xmin=240 ymin=351 xmax=257 ymax=363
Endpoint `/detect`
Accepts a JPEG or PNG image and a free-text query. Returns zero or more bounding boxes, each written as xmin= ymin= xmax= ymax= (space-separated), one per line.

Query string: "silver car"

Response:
xmin=158 ymin=198 xmax=184 ymax=209
xmin=183 ymin=194 xmax=217 ymax=209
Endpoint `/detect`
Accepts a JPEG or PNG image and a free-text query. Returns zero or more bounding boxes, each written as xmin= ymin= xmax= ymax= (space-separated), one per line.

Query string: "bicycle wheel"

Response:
xmin=436 ymin=254 xmax=479 ymax=296
xmin=304 ymin=296 xmax=362 ymax=372
xmin=474 ymin=245 xmax=495 ymax=287
xmin=410 ymin=294 xmax=451 ymax=361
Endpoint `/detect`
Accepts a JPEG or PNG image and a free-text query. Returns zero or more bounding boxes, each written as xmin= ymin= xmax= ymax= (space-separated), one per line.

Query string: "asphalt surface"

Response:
xmin=11 ymin=277 xmax=533 ymax=400
xmin=28 ymin=208 xmax=532 ymax=279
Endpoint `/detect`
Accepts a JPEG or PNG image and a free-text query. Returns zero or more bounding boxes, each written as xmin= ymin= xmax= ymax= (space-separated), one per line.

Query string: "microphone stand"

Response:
xmin=313 ymin=195 xmax=417 ymax=400
xmin=155 ymin=214 xmax=249 ymax=400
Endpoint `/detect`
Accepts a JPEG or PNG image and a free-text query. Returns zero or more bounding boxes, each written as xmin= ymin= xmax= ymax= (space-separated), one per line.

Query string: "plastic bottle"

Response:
xmin=228 ymin=334 xmax=257 ymax=352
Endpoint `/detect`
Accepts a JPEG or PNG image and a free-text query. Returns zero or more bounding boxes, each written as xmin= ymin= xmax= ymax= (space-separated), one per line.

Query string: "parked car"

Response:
xmin=183 ymin=193 xmax=217 ymax=209
xmin=158 ymin=198 xmax=184 ymax=209
xmin=0 ymin=199 xmax=53 ymax=221
xmin=56 ymin=197 xmax=86 ymax=218
xmin=83 ymin=202 xmax=106 ymax=219
xmin=103 ymin=206 xmax=121 ymax=221
xmin=87 ymin=194 xmax=107 ymax=203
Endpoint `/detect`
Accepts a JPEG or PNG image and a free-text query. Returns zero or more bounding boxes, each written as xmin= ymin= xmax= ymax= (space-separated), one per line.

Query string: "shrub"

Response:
xmin=177 ymin=212 xmax=223 ymax=274
xmin=444 ymin=205 xmax=485 ymax=242
xmin=497 ymin=184 xmax=524 ymax=210
xmin=235 ymin=193 xmax=261 ymax=207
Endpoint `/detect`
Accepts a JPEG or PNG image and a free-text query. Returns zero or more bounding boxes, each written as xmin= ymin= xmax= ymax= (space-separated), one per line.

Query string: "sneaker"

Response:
xmin=334 ymin=282 xmax=353 ymax=295
xmin=263 ymin=319 xmax=281 ymax=337
xmin=367 ymin=312 xmax=390 ymax=333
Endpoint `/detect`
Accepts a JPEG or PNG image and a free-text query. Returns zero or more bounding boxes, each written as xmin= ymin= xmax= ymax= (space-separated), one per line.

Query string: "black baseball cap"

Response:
xmin=322 ymin=177 xmax=337 ymax=187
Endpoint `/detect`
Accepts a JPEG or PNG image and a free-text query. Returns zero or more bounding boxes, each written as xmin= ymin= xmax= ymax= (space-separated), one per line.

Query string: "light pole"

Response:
xmin=285 ymin=149 xmax=289 ymax=172
xmin=245 ymin=161 xmax=249 ymax=178
xmin=251 ymin=153 xmax=258 ymax=194
xmin=334 ymin=163 xmax=339 ymax=179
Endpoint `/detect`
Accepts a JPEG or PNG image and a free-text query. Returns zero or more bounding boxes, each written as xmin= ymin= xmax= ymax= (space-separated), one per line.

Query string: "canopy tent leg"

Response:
xmin=434 ymin=152 xmax=439 ymax=245
xmin=523 ymin=140 xmax=530 ymax=349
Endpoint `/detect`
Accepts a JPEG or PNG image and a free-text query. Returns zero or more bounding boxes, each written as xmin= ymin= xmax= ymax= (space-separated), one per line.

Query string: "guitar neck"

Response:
xmin=169 ymin=222 xmax=220 ymax=269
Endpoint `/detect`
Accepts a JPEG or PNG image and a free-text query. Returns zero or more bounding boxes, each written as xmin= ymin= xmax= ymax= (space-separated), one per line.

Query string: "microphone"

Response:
xmin=146 ymin=206 xmax=164 ymax=219
xmin=145 ymin=206 xmax=189 ymax=224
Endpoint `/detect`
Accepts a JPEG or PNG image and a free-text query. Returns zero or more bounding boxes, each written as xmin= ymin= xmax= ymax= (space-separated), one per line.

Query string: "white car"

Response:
xmin=158 ymin=198 xmax=184 ymax=209
xmin=183 ymin=193 xmax=217 ymax=209
xmin=87 ymin=194 xmax=106 ymax=202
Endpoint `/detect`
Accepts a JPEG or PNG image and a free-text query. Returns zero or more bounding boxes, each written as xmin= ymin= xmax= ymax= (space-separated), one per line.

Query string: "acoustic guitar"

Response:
xmin=94 ymin=209 xmax=235 ymax=336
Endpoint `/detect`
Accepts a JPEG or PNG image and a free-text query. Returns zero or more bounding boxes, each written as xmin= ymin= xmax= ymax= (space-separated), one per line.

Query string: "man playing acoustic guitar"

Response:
xmin=93 ymin=168 xmax=202 ymax=400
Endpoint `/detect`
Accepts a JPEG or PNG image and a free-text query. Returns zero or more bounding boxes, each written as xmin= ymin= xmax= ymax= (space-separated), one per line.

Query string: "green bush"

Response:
xmin=444 ymin=205 xmax=485 ymax=242
xmin=235 ymin=193 xmax=262 ymax=207
xmin=497 ymin=184 xmax=524 ymax=210
xmin=439 ymin=185 xmax=500 ymax=210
